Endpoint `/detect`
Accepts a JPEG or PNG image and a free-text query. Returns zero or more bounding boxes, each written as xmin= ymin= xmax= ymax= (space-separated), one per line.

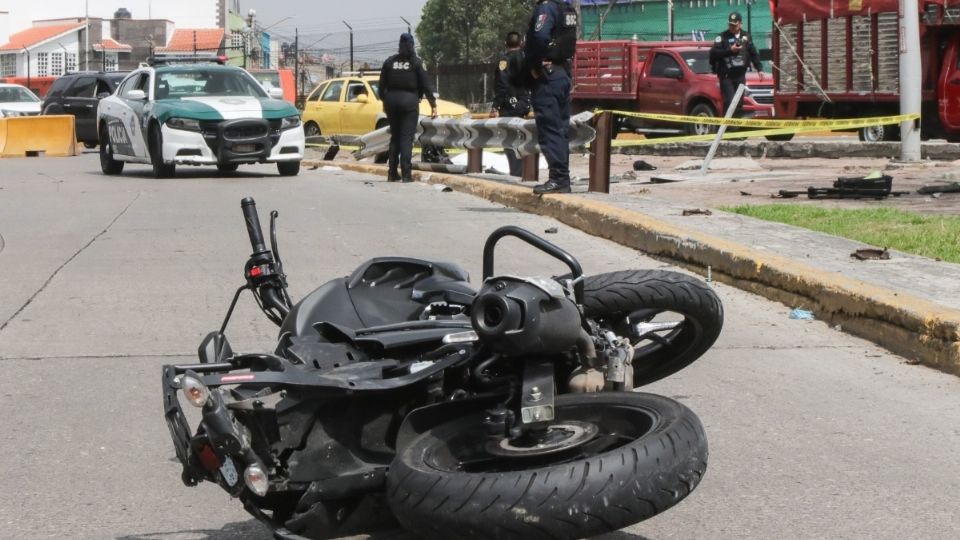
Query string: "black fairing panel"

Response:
xmin=278 ymin=257 xmax=476 ymax=344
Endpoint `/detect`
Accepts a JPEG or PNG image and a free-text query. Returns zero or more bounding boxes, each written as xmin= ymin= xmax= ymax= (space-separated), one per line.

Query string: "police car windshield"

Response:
xmin=155 ymin=69 xmax=268 ymax=99
xmin=0 ymin=86 xmax=40 ymax=103
xmin=680 ymin=51 xmax=713 ymax=75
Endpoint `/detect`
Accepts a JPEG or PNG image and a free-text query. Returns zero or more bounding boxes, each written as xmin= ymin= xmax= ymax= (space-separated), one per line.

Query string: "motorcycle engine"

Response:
xmin=471 ymin=276 xmax=581 ymax=356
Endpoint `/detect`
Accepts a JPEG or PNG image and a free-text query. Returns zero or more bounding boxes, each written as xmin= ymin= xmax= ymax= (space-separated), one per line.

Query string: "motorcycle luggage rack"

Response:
xmin=482 ymin=226 xmax=584 ymax=303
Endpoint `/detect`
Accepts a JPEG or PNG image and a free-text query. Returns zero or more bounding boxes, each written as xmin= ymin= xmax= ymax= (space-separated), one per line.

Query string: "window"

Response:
xmin=120 ymin=73 xmax=149 ymax=98
xmin=51 ymin=52 xmax=63 ymax=77
xmin=346 ymin=81 xmax=368 ymax=102
xmin=321 ymin=80 xmax=344 ymax=102
xmin=37 ymin=53 xmax=49 ymax=77
xmin=66 ymin=53 xmax=77 ymax=73
xmin=307 ymin=82 xmax=329 ymax=102
xmin=68 ymin=77 xmax=98 ymax=98
xmin=649 ymin=53 xmax=681 ymax=77
xmin=0 ymin=54 xmax=15 ymax=77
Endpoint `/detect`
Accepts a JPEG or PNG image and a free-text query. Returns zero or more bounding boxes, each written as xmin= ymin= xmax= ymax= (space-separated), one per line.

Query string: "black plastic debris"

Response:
xmin=633 ymin=159 xmax=658 ymax=171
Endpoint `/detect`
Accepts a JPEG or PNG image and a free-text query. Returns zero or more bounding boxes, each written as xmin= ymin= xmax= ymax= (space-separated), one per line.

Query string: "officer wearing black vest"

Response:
xmin=525 ymin=0 xmax=577 ymax=195
xmin=379 ymin=33 xmax=438 ymax=182
xmin=710 ymin=12 xmax=764 ymax=117
xmin=490 ymin=31 xmax=531 ymax=177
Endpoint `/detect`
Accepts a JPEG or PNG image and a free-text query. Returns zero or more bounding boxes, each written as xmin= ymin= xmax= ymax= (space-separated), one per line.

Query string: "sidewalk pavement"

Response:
xmin=303 ymin=158 xmax=960 ymax=377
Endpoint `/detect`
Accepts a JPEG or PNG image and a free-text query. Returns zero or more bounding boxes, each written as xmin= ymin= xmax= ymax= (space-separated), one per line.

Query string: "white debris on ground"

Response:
xmin=674 ymin=157 xmax=766 ymax=171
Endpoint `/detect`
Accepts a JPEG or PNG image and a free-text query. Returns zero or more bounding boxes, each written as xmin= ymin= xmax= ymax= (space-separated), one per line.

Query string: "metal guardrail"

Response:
xmin=355 ymin=112 xmax=597 ymax=160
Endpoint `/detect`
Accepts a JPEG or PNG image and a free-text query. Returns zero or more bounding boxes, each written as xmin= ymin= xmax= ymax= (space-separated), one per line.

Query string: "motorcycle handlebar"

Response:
xmin=240 ymin=197 xmax=269 ymax=256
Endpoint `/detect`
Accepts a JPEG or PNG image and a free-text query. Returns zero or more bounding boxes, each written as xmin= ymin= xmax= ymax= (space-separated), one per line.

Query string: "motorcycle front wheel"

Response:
xmin=387 ymin=392 xmax=708 ymax=540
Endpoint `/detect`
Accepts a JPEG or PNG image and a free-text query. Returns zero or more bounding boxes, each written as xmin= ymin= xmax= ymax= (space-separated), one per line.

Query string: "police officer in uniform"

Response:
xmin=490 ymin=31 xmax=531 ymax=177
xmin=525 ymin=0 xmax=577 ymax=195
xmin=379 ymin=33 xmax=438 ymax=182
xmin=709 ymin=12 xmax=763 ymax=117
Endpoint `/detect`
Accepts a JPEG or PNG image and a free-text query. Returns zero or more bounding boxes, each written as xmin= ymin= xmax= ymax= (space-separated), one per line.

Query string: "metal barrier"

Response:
xmin=0 ymin=115 xmax=80 ymax=158
xmin=356 ymin=112 xmax=597 ymax=184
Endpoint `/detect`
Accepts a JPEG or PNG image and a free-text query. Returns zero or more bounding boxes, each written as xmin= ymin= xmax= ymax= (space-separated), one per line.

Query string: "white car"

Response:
xmin=0 ymin=83 xmax=42 ymax=118
xmin=96 ymin=63 xmax=305 ymax=178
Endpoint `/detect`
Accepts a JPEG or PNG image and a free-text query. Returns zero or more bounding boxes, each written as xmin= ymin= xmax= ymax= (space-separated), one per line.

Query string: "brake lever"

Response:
xmin=269 ymin=210 xmax=283 ymax=274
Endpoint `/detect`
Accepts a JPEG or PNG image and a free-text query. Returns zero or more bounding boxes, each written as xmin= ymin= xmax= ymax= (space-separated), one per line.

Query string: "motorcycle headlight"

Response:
xmin=281 ymin=115 xmax=301 ymax=130
xmin=166 ymin=117 xmax=202 ymax=132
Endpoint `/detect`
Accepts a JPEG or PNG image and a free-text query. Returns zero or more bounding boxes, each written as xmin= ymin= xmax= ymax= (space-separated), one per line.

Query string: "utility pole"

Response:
xmin=342 ymin=21 xmax=353 ymax=72
xmin=84 ymin=0 xmax=89 ymax=70
xmin=668 ymin=0 xmax=674 ymax=41
xmin=21 ymin=46 xmax=30 ymax=92
xmin=294 ymin=28 xmax=299 ymax=101
xmin=900 ymin=0 xmax=922 ymax=161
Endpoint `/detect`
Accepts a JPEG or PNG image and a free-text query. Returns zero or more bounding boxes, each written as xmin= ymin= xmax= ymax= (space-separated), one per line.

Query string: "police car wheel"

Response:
xmin=277 ymin=161 xmax=300 ymax=177
xmin=99 ymin=124 xmax=124 ymax=175
xmin=149 ymin=124 xmax=176 ymax=179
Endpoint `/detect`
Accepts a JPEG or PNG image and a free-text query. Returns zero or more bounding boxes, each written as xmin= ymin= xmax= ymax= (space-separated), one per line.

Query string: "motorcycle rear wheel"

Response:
xmin=581 ymin=270 xmax=724 ymax=388
xmin=387 ymin=392 xmax=708 ymax=540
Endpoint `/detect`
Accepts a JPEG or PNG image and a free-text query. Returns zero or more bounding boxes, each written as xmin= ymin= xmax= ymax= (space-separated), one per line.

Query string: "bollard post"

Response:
xmin=521 ymin=153 xmax=539 ymax=182
xmin=588 ymin=111 xmax=613 ymax=193
xmin=467 ymin=148 xmax=483 ymax=173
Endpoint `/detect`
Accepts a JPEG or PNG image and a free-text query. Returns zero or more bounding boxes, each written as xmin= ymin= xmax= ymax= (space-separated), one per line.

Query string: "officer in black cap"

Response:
xmin=710 ymin=11 xmax=764 ymax=117
xmin=525 ymin=0 xmax=578 ymax=195
xmin=490 ymin=31 xmax=531 ymax=177
xmin=379 ymin=33 xmax=438 ymax=182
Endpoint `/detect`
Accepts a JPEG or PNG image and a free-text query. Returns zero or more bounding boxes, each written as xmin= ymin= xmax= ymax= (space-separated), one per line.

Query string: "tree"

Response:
xmin=416 ymin=0 xmax=531 ymax=66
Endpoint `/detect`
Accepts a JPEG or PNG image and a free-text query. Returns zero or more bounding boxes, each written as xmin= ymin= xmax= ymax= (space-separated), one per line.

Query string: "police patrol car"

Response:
xmin=96 ymin=61 xmax=304 ymax=178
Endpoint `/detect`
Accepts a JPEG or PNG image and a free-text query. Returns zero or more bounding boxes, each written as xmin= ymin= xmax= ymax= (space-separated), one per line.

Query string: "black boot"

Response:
xmin=387 ymin=170 xmax=401 ymax=182
xmin=401 ymin=165 xmax=413 ymax=183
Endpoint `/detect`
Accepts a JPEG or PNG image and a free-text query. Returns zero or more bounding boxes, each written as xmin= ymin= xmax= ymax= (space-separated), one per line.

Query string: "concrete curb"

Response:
xmin=306 ymin=160 xmax=960 ymax=376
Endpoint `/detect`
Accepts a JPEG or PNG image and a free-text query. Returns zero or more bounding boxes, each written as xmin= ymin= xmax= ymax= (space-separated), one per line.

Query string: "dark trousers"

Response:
xmin=384 ymin=92 xmax=420 ymax=178
xmin=531 ymin=68 xmax=571 ymax=185
xmin=719 ymin=72 xmax=747 ymax=116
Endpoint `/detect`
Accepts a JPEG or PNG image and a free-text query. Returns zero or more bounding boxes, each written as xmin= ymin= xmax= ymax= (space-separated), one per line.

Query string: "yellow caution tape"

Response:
xmin=597 ymin=110 xmax=920 ymax=130
xmin=610 ymin=125 xmax=836 ymax=146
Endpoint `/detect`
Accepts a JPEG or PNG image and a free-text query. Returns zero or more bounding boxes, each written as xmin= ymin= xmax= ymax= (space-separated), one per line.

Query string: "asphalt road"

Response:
xmin=1 ymin=154 xmax=958 ymax=540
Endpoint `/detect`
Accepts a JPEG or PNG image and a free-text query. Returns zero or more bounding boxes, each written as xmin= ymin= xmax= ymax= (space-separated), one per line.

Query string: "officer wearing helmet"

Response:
xmin=710 ymin=12 xmax=764 ymax=117
xmin=525 ymin=0 xmax=578 ymax=195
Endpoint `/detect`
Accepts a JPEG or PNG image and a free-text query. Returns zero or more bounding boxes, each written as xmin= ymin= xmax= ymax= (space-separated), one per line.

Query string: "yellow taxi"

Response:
xmin=301 ymin=75 xmax=470 ymax=138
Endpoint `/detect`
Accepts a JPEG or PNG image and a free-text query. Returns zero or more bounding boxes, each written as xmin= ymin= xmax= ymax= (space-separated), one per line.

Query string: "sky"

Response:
xmin=0 ymin=0 xmax=429 ymax=63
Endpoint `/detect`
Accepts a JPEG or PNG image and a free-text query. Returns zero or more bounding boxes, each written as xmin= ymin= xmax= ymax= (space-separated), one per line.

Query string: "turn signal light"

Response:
xmin=181 ymin=375 xmax=210 ymax=408
xmin=244 ymin=463 xmax=269 ymax=496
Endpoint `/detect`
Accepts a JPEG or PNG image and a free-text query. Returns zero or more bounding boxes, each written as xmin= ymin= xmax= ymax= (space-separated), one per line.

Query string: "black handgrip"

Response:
xmin=241 ymin=197 xmax=269 ymax=256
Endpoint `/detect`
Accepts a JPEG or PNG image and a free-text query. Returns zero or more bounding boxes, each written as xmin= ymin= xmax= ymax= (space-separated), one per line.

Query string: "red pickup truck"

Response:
xmin=572 ymin=40 xmax=774 ymax=137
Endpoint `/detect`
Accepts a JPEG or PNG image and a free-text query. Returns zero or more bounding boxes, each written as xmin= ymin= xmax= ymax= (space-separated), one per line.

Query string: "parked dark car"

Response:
xmin=41 ymin=71 xmax=129 ymax=147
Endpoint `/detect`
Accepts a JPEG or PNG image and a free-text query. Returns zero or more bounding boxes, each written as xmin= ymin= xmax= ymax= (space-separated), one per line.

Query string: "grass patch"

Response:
xmin=720 ymin=205 xmax=960 ymax=263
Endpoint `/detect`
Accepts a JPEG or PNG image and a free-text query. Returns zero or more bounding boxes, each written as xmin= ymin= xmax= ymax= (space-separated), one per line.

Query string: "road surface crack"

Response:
xmin=0 ymin=192 xmax=141 ymax=333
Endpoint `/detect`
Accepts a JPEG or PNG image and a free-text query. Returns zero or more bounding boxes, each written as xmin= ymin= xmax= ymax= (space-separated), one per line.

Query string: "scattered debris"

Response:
xmin=682 ymin=208 xmax=713 ymax=216
xmin=321 ymin=166 xmax=343 ymax=171
xmin=363 ymin=181 xmax=374 ymax=186
xmin=306 ymin=163 xmax=320 ymax=170
xmin=789 ymin=308 xmax=815 ymax=320
xmin=917 ymin=182 xmax=960 ymax=195
xmin=633 ymin=159 xmax=657 ymax=171
xmin=740 ymin=191 xmax=752 ymax=196
xmin=932 ymin=192 xmax=943 ymax=199
xmin=434 ymin=184 xmax=453 ymax=192
xmin=323 ymin=144 xmax=340 ymax=161
xmin=774 ymin=172 xmax=908 ymax=199
xmin=622 ymin=170 xmax=638 ymax=180
xmin=851 ymin=248 xmax=891 ymax=261
xmin=544 ymin=227 xmax=558 ymax=234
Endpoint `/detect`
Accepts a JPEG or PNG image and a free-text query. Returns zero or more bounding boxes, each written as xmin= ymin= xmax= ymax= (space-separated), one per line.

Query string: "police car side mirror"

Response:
xmin=268 ymin=87 xmax=284 ymax=99
xmin=126 ymin=89 xmax=147 ymax=101
xmin=357 ymin=94 xmax=369 ymax=104
xmin=663 ymin=67 xmax=683 ymax=80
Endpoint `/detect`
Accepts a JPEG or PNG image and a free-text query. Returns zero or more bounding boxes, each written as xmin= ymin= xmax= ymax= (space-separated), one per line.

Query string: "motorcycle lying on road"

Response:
xmin=162 ymin=198 xmax=723 ymax=540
